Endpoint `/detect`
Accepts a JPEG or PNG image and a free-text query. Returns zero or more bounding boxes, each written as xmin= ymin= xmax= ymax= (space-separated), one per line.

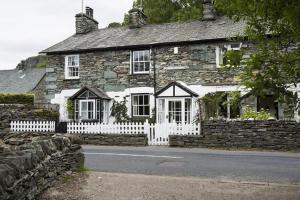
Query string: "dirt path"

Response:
xmin=40 ymin=172 xmax=300 ymax=200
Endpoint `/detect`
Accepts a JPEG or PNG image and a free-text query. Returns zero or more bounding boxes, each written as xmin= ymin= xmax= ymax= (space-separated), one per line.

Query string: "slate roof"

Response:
xmin=0 ymin=67 xmax=46 ymax=93
xmin=42 ymin=17 xmax=246 ymax=54
xmin=69 ymin=86 xmax=111 ymax=100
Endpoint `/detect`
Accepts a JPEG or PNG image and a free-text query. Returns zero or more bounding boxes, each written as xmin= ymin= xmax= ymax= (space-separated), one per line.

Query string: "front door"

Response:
xmin=80 ymin=100 xmax=95 ymax=120
xmin=168 ymin=100 xmax=182 ymax=123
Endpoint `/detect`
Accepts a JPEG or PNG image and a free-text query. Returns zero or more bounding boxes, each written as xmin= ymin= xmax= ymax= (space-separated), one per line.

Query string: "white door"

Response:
xmin=80 ymin=100 xmax=95 ymax=120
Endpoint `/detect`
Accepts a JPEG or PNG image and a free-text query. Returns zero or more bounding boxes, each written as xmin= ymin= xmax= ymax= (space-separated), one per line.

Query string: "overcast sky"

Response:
xmin=0 ymin=0 xmax=132 ymax=70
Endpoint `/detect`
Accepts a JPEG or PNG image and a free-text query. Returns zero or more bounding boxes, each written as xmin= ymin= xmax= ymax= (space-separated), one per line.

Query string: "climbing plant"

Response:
xmin=111 ymin=98 xmax=130 ymax=122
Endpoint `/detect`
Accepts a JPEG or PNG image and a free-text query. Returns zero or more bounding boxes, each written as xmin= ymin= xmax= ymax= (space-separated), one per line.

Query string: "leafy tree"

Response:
xmin=214 ymin=0 xmax=300 ymax=108
xmin=123 ymin=0 xmax=203 ymax=24
xmin=108 ymin=22 xmax=122 ymax=28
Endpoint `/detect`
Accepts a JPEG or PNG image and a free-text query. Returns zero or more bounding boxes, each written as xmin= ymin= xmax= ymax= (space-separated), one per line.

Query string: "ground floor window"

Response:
xmin=132 ymin=94 xmax=150 ymax=116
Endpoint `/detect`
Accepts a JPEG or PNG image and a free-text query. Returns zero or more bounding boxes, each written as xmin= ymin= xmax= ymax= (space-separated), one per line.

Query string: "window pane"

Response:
xmin=139 ymin=51 xmax=144 ymax=61
xmin=133 ymin=96 xmax=138 ymax=105
xmin=144 ymin=50 xmax=150 ymax=61
xmin=139 ymin=95 xmax=144 ymax=105
xmin=133 ymin=51 xmax=139 ymax=62
xmin=145 ymin=106 xmax=150 ymax=115
xmin=144 ymin=62 xmax=150 ymax=72
xmin=138 ymin=106 xmax=144 ymax=115
xmin=144 ymin=95 xmax=149 ymax=105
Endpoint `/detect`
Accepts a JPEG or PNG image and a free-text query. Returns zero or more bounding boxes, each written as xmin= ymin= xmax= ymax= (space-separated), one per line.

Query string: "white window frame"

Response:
xmin=216 ymin=43 xmax=242 ymax=68
xmin=130 ymin=50 xmax=151 ymax=74
xmin=132 ymin=94 xmax=150 ymax=117
xmin=65 ymin=55 xmax=80 ymax=79
xmin=79 ymin=100 xmax=96 ymax=120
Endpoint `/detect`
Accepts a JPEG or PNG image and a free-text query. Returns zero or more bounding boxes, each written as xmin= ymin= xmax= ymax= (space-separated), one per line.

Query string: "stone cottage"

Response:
xmin=40 ymin=2 xmax=300 ymax=123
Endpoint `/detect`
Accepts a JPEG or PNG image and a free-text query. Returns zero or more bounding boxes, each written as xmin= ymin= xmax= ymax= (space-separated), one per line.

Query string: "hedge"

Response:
xmin=0 ymin=93 xmax=34 ymax=105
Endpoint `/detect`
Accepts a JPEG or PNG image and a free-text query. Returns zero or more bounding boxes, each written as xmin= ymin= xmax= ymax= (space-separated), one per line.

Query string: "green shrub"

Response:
xmin=33 ymin=109 xmax=59 ymax=121
xmin=241 ymin=106 xmax=272 ymax=120
xmin=0 ymin=93 xmax=34 ymax=105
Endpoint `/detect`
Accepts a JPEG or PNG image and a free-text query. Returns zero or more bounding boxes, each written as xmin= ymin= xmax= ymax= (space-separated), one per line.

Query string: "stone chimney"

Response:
xmin=76 ymin=7 xmax=99 ymax=34
xmin=128 ymin=8 xmax=147 ymax=29
xmin=202 ymin=0 xmax=216 ymax=21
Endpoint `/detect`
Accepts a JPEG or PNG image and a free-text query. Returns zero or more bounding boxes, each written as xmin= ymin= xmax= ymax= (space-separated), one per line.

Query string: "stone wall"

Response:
xmin=0 ymin=104 xmax=59 ymax=137
xmin=45 ymin=42 xmax=249 ymax=103
xmin=33 ymin=75 xmax=47 ymax=105
xmin=170 ymin=120 xmax=300 ymax=150
xmin=0 ymin=133 xmax=84 ymax=200
xmin=80 ymin=134 xmax=148 ymax=146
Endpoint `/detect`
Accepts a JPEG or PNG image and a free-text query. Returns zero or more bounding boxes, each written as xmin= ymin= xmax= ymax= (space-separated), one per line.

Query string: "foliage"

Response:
xmin=108 ymin=22 xmax=122 ymax=28
xmin=74 ymin=165 xmax=90 ymax=173
xmin=200 ymin=91 xmax=241 ymax=120
xmin=111 ymin=98 xmax=130 ymax=122
xmin=66 ymin=100 xmax=74 ymax=119
xmin=35 ymin=56 xmax=48 ymax=68
xmin=33 ymin=109 xmax=59 ymax=121
xmin=122 ymin=0 xmax=203 ymax=25
xmin=215 ymin=0 xmax=300 ymax=108
xmin=241 ymin=106 xmax=272 ymax=120
xmin=0 ymin=93 xmax=34 ymax=105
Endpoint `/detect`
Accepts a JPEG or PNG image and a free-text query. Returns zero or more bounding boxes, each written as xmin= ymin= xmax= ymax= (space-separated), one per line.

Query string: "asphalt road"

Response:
xmin=83 ymin=145 xmax=300 ymax=184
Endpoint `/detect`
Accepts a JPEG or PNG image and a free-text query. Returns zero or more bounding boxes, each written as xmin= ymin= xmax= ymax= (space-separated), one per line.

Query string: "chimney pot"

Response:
xmin=86 ymin=7 xmax=94 ymax=18
xmin=128 ymin=8 xmax=147 ymax=29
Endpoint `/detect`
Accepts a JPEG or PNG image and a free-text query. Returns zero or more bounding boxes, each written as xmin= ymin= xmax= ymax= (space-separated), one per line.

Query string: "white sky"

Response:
xmin=0 ymin=0 xmax=133 ymax=70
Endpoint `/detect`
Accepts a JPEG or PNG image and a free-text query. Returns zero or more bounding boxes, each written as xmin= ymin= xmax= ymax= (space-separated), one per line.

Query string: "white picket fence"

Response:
xmin=10 ymin=121 xmax=56 ymax=132
xmin=67 ymin=121 xmax=201 ymax=146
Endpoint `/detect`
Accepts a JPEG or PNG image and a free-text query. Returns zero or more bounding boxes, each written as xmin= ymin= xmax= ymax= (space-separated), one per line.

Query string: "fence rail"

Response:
xmin=10 ymin=121 xmax=56 ymax=132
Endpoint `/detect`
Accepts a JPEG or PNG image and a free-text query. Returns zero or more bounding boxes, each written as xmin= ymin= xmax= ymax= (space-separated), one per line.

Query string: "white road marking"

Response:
xmin=84 ymin=152 xmax=184 ymax=159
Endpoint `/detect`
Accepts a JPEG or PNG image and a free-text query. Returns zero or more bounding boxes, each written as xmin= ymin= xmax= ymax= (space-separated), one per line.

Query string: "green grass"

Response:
xmin=74 ymin=165 xmax=90 ymax=173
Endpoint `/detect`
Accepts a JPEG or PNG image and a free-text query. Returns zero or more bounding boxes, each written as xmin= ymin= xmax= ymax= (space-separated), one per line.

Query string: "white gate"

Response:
xmin=145 ymin=122 xmax=201 ymax=146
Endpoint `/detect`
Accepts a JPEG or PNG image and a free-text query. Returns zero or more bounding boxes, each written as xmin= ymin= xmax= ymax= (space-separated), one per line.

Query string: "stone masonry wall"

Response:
xmin=0 ymin=133 xmax=84 ymax=200
xmin=45 ymin=41 xmax=251 ymax=103
xmin=0 ymin=104 xmax=59 ymax=137
xmin=80 ymin=134 xmax=148 ymax=146
xmin=170 ymin=120 xmax=300 ymax=150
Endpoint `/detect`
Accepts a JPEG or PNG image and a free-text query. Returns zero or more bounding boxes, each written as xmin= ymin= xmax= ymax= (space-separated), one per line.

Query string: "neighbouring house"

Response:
xmin=0 ymin=55 xmax=47 ymax=106
xmin=40 ymin=2 xmax=300 ymax=123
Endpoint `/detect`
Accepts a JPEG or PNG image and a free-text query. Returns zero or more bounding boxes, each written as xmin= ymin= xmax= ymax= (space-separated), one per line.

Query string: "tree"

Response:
xmin=123 ymin=0 xmax=203 ymax=24
xmin=108 ymin=22 xmax=122 ymax=28
xmin=215 ymin=0 xmax=300 ymax=108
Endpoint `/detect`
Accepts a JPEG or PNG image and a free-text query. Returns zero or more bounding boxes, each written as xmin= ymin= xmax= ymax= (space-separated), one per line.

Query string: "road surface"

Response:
xmin=83 ymin=145 xmax=300 ymax=184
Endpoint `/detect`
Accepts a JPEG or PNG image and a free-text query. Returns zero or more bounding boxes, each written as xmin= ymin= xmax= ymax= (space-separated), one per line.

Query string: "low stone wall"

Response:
xmin=0 ymin=133 xmax=84 ymax=200
xmin=0 ymin=104 xmax=59 ymax=137
xmin=79 ymin=134 xmax=148 ymax=146
xmin=170 ymin=120 xmax=300 ymax=150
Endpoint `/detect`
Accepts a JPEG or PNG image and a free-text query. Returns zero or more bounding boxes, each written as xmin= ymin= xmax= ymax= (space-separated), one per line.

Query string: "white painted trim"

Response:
xmin=65 ymin=55 xmax=80 ymax=79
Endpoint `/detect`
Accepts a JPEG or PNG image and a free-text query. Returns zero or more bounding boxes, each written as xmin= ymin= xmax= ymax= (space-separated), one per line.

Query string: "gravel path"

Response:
xmin=39 ymin=172 xmax=300 ymax=200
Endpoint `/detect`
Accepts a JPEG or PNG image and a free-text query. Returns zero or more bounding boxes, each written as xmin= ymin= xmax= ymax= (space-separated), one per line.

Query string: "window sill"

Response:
xmin=64 ymin=77 xmax=80 ymax=80
xmin=130 ymin=72 xmax=150 ymax=75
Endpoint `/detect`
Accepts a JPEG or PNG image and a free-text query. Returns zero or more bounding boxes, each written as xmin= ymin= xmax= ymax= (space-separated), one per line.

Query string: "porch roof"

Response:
xmin=156 ymin=81 xmax=199 ymax=97
xmin=69 ymin=86 xmax=111 ymax=100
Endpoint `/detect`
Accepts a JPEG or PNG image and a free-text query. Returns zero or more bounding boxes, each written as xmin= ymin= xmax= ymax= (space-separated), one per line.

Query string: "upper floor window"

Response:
xmin=131 ymin=50 xmax=150 ymax=74
xmin=132 ymin=94 xmax=150 ymax=116
xmin=216 ymin=43 xmax=242 ymax=68
xmin=65 ymin=55 xmax=79 ymax=79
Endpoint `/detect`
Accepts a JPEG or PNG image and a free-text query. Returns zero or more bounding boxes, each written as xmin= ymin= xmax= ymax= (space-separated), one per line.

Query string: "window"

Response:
xmin=216 ymin=43 xmax=241 ymax=68
xmin=131 ymin=50 xmax=150 ymax=74
xmin=65 ymin=55 xmax=79 ymax=79
xmin=132 ymin=94 xmax=150 ymax=116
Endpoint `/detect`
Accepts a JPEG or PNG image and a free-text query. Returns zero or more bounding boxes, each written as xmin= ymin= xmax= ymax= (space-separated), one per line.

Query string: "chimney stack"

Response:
xmin=128 ymin=8 xmax=147 ymax=29
xmin=75 ymin=7 xmax=98 ymax=34
xmin=202 ymin=0 xmax=216 ymax=21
